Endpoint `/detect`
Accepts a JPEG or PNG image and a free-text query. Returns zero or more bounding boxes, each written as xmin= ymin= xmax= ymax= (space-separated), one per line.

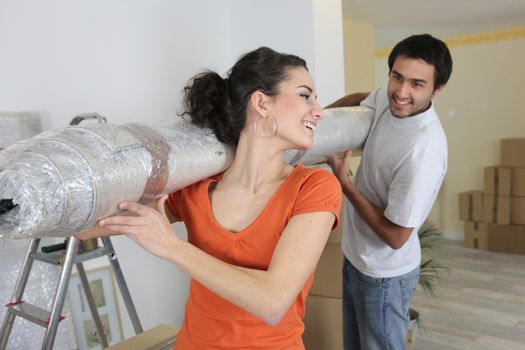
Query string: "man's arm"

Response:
xmin=325 ymin=92 xmax=370 ymax=109
xmin=328 ymin=151 xmax=413 ymax=250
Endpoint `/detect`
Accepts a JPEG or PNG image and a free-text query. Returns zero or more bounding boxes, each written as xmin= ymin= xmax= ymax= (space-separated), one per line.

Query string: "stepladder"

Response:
xmin=0 ymin=113 xmax=143 ymax=349
xmin=0 ymin=236 xmax=144 ymax=350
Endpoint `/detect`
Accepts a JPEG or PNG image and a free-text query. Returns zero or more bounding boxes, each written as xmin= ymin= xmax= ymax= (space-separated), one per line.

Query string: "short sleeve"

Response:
xmin=360 ymin=87 xmax=382 ymax=110
xmin=292 ymin=168 xmax=342 ymax=230
xmin=385 ymin=160 xmax=445 ymax=227
xmin=166 ymin=190 xmax=183 ymax=222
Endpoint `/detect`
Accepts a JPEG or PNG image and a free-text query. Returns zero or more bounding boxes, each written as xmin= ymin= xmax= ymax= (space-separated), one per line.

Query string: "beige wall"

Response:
xmin=435 ymin=32 xmax=525 ymax=234
xmin=341 ymin=20 xmax=376 ymax=177
xmin=343 ymin=19 xmax=375 ymax=94
xmin=371 ymin=28 xmax=525 ymax=236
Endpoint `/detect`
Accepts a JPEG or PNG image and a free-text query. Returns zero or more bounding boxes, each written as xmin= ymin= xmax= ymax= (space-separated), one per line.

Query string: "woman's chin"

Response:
xmin=285 ymin=134 xmax=313 ymax=151
xmin=297 ymin=139 xmax=313 ymax=151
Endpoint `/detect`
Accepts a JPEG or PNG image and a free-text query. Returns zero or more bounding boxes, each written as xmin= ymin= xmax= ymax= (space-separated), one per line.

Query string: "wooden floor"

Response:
xmin=412 ymin=240 xmax=525 ymax=350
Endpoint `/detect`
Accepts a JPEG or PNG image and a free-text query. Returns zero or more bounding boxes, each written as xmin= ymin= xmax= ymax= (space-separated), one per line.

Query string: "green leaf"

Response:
xmin=413 ymin=224 xmax=452 ymax=330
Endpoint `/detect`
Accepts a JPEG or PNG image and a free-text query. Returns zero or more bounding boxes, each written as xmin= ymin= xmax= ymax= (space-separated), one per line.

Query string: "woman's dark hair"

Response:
xmin=388 ymin=34 xmax=453 ymax=90
xmin=182 ymin=47 xmax=307 ymax=147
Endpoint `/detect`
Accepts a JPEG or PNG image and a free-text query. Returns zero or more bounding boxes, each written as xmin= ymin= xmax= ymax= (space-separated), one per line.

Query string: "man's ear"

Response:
xmin=250 ymin=90 xmax=271 ymax=116
xmin=432 ymin=84 xmax=445 ymax=98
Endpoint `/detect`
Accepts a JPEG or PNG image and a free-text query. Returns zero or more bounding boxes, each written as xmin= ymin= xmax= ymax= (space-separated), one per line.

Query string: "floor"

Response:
xmin=412 ymin=240 xmax=525 ymax=350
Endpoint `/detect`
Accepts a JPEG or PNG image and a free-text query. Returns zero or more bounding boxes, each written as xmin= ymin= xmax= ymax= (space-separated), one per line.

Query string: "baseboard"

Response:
xmin=442 ymin=230 xmax=463 ymax=241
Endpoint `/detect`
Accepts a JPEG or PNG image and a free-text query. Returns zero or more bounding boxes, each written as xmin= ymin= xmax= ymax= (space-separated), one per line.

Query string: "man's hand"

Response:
xmin=327 ymin=150 xmax=354 ymax=185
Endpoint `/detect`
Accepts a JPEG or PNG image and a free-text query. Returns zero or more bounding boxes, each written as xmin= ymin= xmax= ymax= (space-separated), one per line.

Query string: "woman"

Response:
xmin=82 ymin=47 xmax=342 ymax=349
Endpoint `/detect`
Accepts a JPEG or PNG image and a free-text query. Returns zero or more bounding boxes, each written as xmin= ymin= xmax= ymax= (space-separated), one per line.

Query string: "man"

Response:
xmin=327 ymin=34 xmax=453 ymax=350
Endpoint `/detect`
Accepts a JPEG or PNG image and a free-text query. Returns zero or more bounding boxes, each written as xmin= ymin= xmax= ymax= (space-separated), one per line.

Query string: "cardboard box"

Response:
xmin=512 ymin=168 xmax=525 ymax=197
xmin=464 ymin=221 xmax=488 ymax=250
xmin=106 ymin=324 xmax=178 ymax=350
xmin=484 ymin=167 xmax=511 ymax=196
xmin=310 ymin=243 xmax=343 ymax=298
xmin=304 ymin=294 xmax=414 ymax=350
xmin=482 ymin=195 xmax=511 ymax=224
xmin=303 ymin=295 xmax=342 ymax=350
xmin=511 ymin=197 xmax=525 ymax=225
xmin=501 ymin=138 xmax=525 ymax=167
xmin=458 ymin=191 xmax=483 ymax=221
xmin=487 ymin=224 xmax=525 ymax=255
xmin=328 ymin=223 xmax=343 ymax=244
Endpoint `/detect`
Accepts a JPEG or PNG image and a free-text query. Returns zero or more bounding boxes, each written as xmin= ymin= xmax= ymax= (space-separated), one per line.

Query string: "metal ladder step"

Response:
xmin=6 ymin=302 xmax=64 ymax=328
xmin=32 ymin=246 xmax=107 ymax=265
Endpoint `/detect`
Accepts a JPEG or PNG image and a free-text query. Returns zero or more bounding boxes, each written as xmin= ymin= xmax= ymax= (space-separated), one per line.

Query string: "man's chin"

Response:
xmin=389 ymin=107 xmax=410 ymax=118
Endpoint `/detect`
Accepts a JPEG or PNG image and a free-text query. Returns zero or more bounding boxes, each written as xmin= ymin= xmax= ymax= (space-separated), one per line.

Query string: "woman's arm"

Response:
xmin=98 ymin=195 xmax=336 ymax=325
xmin=75 ymin=226 xmax=119 ymax=240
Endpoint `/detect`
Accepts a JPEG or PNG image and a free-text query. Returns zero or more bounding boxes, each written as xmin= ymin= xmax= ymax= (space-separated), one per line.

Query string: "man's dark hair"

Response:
xmin=388 ymin=34 xmax=453 ymax=89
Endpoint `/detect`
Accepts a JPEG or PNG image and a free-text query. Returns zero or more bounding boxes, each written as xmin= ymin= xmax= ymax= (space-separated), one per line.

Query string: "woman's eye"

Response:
xmin=300 ymin=93 xmax=311 ymax=100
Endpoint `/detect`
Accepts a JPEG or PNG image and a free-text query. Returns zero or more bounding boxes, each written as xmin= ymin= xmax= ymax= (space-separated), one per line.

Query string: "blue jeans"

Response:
xmin=342 ymin=257 xmax=419 ymax=350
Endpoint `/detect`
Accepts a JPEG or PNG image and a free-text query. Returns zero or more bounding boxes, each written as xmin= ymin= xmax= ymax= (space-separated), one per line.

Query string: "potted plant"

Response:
xmin=406 ymin=224 xmax=451 ymax=349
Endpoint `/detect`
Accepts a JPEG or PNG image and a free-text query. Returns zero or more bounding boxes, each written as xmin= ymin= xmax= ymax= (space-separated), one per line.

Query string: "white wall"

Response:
xmin=312 ymin=0 xmax=345 ymax=106
xmin=225 ymin=0 xmax=345 ymax=107
xmin=0 ymin=0 xmax=344 ymax=340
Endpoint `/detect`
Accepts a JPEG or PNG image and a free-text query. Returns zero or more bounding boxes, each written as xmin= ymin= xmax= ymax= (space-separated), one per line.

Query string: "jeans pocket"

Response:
xmin=400 ymin=274 xmax=419 ymax=307
xmin=353 ymin=267 xmax=382 ymax=288
xmin=399 ymin=275 xmax=418 ymax=319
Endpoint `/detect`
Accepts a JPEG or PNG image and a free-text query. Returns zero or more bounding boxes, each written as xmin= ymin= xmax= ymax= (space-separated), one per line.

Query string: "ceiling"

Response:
xmin=342 ymin=0 xmax=525 ymax=48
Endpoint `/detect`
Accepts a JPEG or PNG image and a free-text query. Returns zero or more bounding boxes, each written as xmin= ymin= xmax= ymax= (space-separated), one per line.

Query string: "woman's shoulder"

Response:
xmin=293 ymin=163 xmax=335 ymax=177
xmin=292 ymin=164 xmax=341 ymax=191
xmin=288 ymin=164 xmax=342 ymax=216
xmin=171 ymin=172 xmax=222 ymax=198
xmin=167 ymin=172 xmax=223 ymax=219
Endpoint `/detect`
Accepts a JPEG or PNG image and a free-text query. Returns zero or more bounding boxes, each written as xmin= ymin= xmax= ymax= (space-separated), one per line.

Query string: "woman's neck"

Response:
xmin=224 ymin=136 xmax=291 ymax=194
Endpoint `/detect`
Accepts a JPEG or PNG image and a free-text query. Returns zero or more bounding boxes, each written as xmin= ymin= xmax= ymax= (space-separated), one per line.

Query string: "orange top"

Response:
xmin=166 ymin=164 xmax=342 ymax=350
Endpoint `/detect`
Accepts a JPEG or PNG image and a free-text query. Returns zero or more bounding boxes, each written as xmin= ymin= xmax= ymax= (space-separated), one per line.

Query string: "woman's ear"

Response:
xmin=250 ymin=90 xmax=271 ymax=117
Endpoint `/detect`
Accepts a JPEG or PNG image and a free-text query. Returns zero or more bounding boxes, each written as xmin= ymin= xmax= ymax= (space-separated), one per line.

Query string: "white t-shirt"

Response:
xmin=342 ymin=87 xmax=448 ymax=278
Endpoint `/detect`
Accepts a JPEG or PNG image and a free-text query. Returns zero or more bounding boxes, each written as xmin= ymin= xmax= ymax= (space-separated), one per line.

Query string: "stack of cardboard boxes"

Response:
xmin=303 ymin=208 xmax=344 ymax=349
xmin=460 ymin=138 xmax=525 ymax=254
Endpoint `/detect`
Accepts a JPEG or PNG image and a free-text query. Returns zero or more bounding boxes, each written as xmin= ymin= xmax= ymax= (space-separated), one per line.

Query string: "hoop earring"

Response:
xmin=254 ymin=115 xmax=277 ymax=138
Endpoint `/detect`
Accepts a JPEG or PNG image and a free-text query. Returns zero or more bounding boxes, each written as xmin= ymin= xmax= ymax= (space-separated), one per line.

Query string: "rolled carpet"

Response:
xmin=0 ymin=106 xmax=373 ymax=239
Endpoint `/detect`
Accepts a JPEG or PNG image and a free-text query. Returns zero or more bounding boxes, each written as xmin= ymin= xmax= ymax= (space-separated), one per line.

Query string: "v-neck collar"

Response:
xmin=203 ymin=164 xmax=303 ymax=237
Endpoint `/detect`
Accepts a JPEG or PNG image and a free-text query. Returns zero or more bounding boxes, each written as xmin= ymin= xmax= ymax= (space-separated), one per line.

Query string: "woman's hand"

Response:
xmin=98 ymin=195 xmax=181 ymax=261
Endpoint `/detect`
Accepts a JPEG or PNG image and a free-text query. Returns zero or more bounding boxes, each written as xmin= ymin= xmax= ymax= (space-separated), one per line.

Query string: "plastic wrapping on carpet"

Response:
xmin=0 ymin=107 xmax=373 ymax=239
xmin=0 ymin=112 xmax=76 ymax=350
